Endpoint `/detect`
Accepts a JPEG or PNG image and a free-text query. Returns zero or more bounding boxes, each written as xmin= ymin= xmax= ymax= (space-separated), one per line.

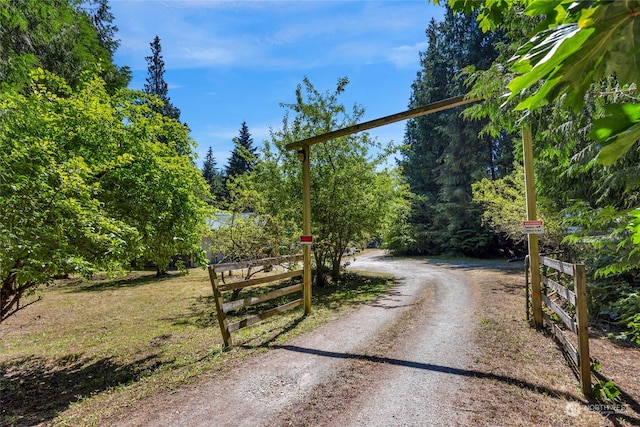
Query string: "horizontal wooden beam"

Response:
xmin=542 ymin=294 xmax=577 ymax=334
xmin=222 ymin=283 xmax=303 ymax=313
xmin=217 ymin=270 xmax=303 ymax=292
xmin=544 ymin=312 xmax=579 ymax=368
xmin=542 ymin=276 xmax=576 ymax=306
xmin=285 ymin=95 xmax=479 ymax=151
xmin=210 ymin=254 xmax=303 ymax=272
xmin=541 ymin=256 xmax=575 ymax=276
xmin=227 ymin=299 xmax=302 ymax=333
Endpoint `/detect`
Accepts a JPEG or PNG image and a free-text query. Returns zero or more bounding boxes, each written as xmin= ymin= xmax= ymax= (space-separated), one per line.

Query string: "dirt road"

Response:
xmin=116 ymin=250 xmax=482 ymax=426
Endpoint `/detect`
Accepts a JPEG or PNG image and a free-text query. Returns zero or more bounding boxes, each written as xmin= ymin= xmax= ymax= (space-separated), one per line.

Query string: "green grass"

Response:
xmin=0 ymin=268 xmax=393 ymax=427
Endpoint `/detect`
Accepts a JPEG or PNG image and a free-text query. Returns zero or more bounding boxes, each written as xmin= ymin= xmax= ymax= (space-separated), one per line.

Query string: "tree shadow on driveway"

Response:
xmin=271 ymin=344 xmax=640 ymax=425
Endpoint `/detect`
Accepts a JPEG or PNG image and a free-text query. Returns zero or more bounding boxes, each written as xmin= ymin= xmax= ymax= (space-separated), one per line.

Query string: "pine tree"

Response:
xmin=202 ymin=146 xmax=225 ymax=202
xmin=399 ymin=7 xmax=513 ymax=256
xmin=225 ymin=121 xmax=257 ymax=180
xmin=143 ymin=35 xmax=181 ymax=121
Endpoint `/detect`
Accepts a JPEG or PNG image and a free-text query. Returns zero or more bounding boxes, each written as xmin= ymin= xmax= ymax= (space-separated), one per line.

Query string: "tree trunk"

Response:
xmin=331 ymin=242 xmax=346 ymax=279
xmin=331 ymin=254 xmax=342 ymax=279
xmin=314 ymin=250 xmax=327 ymax=287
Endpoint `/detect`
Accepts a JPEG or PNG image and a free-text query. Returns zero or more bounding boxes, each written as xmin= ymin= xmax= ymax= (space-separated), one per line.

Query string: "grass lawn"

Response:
xmin=0 ymin=265 xmax=393 ymax=427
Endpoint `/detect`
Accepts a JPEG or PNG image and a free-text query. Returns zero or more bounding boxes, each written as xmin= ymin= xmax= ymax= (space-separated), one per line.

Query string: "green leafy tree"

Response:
xmin=232 ymin=77 xmax=409 ymax=286
xmin=208 ymin=212 xmax=282 ymax=267
xmin=451 ymin=0 xmax=640 ymax=252
xmin=143 ymin=35 xmax=181 ymax=121
xmin=100 ymin=90 xmax=210 ymax=275
xmin=0 ymin=0 xmax=130 ymax=92
xmin=0 ymin=70 xmax=210 ymax=321
xmin=472 ymin=163 xmax=564 ymax=252
xmin=0 ymin=71 xmax=135 ymax=321
xmin=448 ymin=0 xmax=640 ymax=339
xmin=80 ymin=0 xmax=120 ymax=55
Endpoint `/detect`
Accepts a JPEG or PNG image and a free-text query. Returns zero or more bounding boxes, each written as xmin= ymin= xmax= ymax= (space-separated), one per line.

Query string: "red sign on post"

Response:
xmin=300 ymin=235 xmax=313 ymax=244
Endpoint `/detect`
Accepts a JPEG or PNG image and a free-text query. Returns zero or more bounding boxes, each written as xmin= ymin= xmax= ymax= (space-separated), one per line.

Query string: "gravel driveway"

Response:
xmin=116 ymin=250 xmax=480 ymax=426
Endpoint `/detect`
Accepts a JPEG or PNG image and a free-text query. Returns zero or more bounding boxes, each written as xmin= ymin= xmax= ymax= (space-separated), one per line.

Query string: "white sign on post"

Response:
xmin=523 ymin=220 xmax=544 ymax=234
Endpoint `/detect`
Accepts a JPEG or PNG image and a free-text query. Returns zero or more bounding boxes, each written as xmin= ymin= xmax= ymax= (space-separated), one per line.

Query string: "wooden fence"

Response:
xmin=208 ymin=254 xmax=304 ymax=348
xmin=526 ymin=255 xmax=592 ymax=396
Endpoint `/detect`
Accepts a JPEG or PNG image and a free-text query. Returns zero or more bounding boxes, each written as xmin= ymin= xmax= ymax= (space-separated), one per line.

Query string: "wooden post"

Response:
xmin=525 ymin=255 xmax=530 ymax=322
xmin=574 ymin=263 xmax=593 ymax=397
xmin=300 ymin=145 xmax=312 ymax=314
xmin=208 ymin=267 xmax=231 ymax=348
xmin=523 ymin=126 xmax=543 ymax=328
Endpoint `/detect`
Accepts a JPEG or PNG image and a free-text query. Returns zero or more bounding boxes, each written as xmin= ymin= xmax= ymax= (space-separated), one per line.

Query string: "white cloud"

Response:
xmin=388 ymin=42 xmax=429 ymax=68
xmin=112 ymin=1 xmax=438 ymax=71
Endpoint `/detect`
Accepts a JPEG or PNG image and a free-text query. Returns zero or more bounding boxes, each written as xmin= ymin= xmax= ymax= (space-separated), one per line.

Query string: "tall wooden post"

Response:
xmin=574 ymin=264 xmax=593 ymax=396
xmin=523 ymin=126 xmax=543 ymax=328
xmin=300 ymin=145 xmax=312 ymax=314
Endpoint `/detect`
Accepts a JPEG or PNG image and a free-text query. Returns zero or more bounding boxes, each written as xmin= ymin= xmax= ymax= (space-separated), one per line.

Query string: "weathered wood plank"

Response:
xmin=208 ymin=268 xmax=231 ymax=347
xmin=541 ymin=257 xmax=575 ymax=276
xmin=227 ymin=299 xmax=302 ymax=333
xmin=222 ymin=283 xmax=303 ymax=313
xmin=542 ymin=276 xmax=576 ymax=306
xmin=543 ymin=312 xmax=579 ymax=368
xmin=210 ymin=254 xmax=302 ymax=272
xmin=217 ymin=270 xmax=303 ymax=292
xmin=542 ymin=293 xmax=577 ymax=334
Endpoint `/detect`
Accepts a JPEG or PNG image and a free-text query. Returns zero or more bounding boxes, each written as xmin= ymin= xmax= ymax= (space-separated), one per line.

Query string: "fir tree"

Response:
xmin=143 ymin=35 xmax=181 ymax=121
xmin=83 ymin=0 xmax=119 ymax=54
xmin=399 ymin=7 xmax=513 ymax=256
xmin=202 ymin=146 xmax=225 ymax=202
xmin=225 ymin=121 xmax=257 ymax=180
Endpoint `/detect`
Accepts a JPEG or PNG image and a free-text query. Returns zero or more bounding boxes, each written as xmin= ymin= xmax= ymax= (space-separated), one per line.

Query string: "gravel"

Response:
xmin=115 ymin=250 xmax=481 ymax=426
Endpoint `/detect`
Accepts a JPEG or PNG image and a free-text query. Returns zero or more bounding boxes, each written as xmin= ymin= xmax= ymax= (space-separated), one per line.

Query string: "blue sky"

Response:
xmin=110 ymin=1 xmax=445 ymax=168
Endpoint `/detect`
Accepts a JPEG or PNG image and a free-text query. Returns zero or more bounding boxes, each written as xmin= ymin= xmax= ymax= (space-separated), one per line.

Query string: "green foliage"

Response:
xmin=449 ymin=0 xmax=640 ymax=340
xmin=611 ymin=292 xmax=640 ymax=344
xmin=0 ymin=0 xmax=130 ymax=92
xmin=594 ymin=380 xmax=622 ymax=402
xmin=232 ymin=77 xmax=409 ymax=285
xmin=451 ymin=0 xmax=640 ymax=165
xmin=208 ymin=212 xmax=286 ymax=265
xmin=590 ymin=102 xmax=640 ymax=165
xmin=226 ymin=121 xmax=258 ymax=181
xmin=398 ymin=6 xmax=515 ymax=256
xmin=0 ymin=69 xmax=210 ymax=320
xmin=472 ymin=163 xmax=564 ymax=251
xmin=143 ymin=35 xmax=181 ymax=121
xmin=201 ymin=146 xmax=225 ymax=203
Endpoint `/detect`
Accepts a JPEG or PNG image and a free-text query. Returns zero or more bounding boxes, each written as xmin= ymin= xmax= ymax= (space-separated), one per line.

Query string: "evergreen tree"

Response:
xmin=1 ymin=0 xmax=130 ymax=92
xmin=143 ymin=35 xmax=181 ymax=121
xmin=79 ymin=0 xmax=131 ymax=91
xmin=81 ymin=0 xmax=119 ymax=54
xmin=201 ymin=146 xmax=225 ymax=202
xmin=225 ymin=121 xmax=257 ymax=180
xmin=398 ymin=7 xmax=513 ymax=256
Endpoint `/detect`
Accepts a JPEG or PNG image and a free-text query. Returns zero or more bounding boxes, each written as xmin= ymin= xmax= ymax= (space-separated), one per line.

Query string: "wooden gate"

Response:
xmin=526 ymin=255 xmax=593 ymax=396
xmin=208 ymin=254 xmax=304 ymax=348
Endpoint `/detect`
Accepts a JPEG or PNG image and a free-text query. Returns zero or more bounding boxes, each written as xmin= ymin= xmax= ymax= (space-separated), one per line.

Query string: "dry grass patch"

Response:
xmin=0 ymin=267 xmax=393 ymax=427
xmin=456 ymin=267 xmax=640 ymax=426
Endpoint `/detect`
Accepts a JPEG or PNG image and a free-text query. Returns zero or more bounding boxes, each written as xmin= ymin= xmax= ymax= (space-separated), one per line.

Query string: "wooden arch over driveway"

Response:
xmin=284 ymin=95 xmax=542 ymax=329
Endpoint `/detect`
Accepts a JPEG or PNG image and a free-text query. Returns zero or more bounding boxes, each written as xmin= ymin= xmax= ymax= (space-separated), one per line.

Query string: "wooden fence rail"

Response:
xmin=526 ymin=255 xmax=592 ymax=397
xmin=208 ymin=254 xmax=304 ymax=347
